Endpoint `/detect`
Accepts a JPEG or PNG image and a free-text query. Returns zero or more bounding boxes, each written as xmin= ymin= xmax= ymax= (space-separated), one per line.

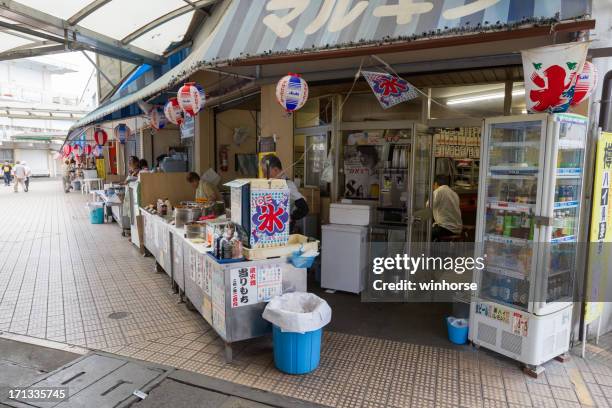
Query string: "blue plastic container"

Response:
xmin=89 ymin=205 xmax=104 ymax=224
xmin=272 ymin=325 xmax=322 ymax=374
xmin=289 ymin=250 xmax=316 ymax=268
xmin=446 ymin=317 xmax=469 ymax=345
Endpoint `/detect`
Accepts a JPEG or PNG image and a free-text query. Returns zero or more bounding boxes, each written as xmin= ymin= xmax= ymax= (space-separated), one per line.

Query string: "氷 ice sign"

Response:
xmin=250 ymin=190 xmax=290 ymax=247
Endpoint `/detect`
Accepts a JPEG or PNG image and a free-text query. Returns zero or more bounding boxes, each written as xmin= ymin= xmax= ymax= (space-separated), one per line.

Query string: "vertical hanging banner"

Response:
xmin=585 ymin=131 xmax=612 ymax=324
xmin=521 ymin=42 xmax=589 ymax=113
xmin=361 ymin=71 xmax=418 ymax=109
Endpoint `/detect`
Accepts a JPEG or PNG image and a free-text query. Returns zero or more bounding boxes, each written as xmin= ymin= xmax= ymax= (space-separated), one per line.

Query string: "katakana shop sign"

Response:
xmin=202 ymin=0 xmax=588 ymax=64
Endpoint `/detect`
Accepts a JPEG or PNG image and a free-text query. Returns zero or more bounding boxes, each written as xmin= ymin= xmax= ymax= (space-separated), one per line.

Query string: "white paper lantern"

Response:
xmin=114 ymin=124 xmax=130 ymax=144
xmin=149 ymin=106 xmax=167 ymax=130
xmin=72 ymin=144 xmax=82 ymax=155
xmin=164 ymin=97 xmax=184 ymax=125
xmin=177 ymin=82 xmax=205 ymax=116
xmin=276 ymin=73 xmax=309 ymax=113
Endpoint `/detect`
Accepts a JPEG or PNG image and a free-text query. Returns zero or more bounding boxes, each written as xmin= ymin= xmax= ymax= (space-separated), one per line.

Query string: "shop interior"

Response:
xmin=200 ymin=66 xmax=530 ymax=346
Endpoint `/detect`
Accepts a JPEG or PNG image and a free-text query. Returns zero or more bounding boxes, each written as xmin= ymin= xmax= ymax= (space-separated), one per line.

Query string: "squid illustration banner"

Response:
xmin=521 ymin=42 xmax=589 ymax=113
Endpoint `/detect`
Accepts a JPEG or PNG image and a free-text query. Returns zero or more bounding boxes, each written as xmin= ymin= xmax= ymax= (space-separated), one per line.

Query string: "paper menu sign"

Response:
xmin=230 ymin=266 xmax=257 ymax=308
xmin=257 ymin=264 xmax=282 ymax=302
xmin=211 ymin=265 xmax=226 ymax=338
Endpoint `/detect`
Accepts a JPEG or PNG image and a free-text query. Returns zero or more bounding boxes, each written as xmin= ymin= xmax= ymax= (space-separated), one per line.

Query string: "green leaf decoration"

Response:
xmin=566 ymin=62 xmax=577 ymax=70
xmin=533 ymin=63 xmax=542 ymax=70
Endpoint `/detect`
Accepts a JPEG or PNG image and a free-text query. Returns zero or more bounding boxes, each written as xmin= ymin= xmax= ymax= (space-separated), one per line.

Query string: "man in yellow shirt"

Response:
xmin=187 ymin=172 xmax=221 ymax=202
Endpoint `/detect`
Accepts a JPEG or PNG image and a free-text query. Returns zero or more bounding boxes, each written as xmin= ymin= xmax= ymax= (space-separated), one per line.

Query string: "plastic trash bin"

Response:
xmin=89 ymin=202 xmax=104 ymax=224
xmin=263 ymin=292 xmax=331 ymax=375
xmin=446 ymin=316 xmax=469 ymax=345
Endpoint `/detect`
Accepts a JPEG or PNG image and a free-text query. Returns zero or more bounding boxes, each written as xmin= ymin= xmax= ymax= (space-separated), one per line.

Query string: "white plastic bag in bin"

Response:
xmin=263 ymin=292 xmax=331 ymax=334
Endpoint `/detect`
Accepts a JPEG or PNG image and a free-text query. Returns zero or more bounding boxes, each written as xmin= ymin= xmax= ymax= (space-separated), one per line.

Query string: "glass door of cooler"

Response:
xmin=477 ymin=115 xmax=548 ymax=313
xmin=534 ymin=114 xmax=587 ymax=315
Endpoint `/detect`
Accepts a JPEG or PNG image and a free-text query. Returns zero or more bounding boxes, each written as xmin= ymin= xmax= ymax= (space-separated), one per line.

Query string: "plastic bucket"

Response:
xmin=89 ymin=203 xmax=104 ymax=224
xmin=446 ymin=317 xmax=469 ymax=345
xmin=272 ymin=325 xmax=322 ymax=375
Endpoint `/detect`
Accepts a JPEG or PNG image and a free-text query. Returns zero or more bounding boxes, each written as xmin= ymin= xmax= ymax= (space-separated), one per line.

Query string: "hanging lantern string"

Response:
xmin=339 ymin=57 xmax=365 ymax=112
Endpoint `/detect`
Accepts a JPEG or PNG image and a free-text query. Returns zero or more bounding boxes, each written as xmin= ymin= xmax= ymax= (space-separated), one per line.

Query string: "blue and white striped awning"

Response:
xmin=71 ymin=0 xmax=590 ymax=131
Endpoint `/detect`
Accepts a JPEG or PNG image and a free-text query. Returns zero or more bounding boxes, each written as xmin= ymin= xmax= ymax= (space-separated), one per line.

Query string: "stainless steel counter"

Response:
xmin=139 ymin=208 xmax=307 ymax=361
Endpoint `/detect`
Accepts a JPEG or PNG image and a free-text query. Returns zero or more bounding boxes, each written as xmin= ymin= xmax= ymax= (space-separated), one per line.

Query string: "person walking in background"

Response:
xmin=62 ymin=159 xmax=72 ymax=193
xmin=12 ymin=161 xmax=27 ymax=193
xmin=2 ymin=162 xmax=11 ymax=186
xmin=22 ymin=161 xmax=32 ymax=192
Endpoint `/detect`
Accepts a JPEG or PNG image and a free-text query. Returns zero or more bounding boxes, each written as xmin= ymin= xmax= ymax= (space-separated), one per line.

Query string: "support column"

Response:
xmin=195 ymin=108 xmax=215 ymax=173
xmin=503 ymin=80 xmax=513 ymax=115
xmin=260 ymin=84 xmax=293 ymax=178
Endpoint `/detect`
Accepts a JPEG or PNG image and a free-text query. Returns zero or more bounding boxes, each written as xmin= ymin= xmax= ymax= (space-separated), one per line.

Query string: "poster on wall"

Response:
xmin=343 ymin=142 xmax=381 ymax=199
xmin=585 ymin=131 xmax=612 ymax=324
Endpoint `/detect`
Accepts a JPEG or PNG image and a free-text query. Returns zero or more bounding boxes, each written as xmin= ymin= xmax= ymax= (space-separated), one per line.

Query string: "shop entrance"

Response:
xmin=314 ymin=114 xmax=484 ymax=346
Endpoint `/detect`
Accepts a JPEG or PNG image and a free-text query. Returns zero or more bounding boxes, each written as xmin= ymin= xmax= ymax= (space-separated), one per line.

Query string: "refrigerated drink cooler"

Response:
xmin=469 ymin=113 xmax=587 ymax=372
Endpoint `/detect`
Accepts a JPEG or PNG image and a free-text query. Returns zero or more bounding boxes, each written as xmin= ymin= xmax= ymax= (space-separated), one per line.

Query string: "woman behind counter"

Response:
xmin=187 ymin=171 xmax=221 ymax=202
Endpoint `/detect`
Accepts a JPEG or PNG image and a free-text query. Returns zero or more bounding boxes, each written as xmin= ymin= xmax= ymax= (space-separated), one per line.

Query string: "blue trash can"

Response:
xmin=263 ymin=292 xmax=331 ymax=375
xmin=89 ymin=203 xmax=104 ymax=224
xmin=446 ymin=316 xmax=469 ymax=345
xmin=272 ymin=325 xmax=322 ymax=375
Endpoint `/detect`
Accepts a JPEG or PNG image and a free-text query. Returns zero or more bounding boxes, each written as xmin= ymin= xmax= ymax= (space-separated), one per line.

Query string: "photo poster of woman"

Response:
xmin=343 ymin=132 xmax=382 ymax=199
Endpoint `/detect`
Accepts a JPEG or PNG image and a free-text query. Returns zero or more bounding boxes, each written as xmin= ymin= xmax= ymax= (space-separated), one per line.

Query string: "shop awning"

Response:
xmin=70 ymin=0 xmax=593 ymax=134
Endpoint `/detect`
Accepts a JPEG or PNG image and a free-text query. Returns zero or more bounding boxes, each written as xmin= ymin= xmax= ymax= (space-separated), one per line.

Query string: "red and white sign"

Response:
xmin=521 ymin=42 xmax=588 ymax=113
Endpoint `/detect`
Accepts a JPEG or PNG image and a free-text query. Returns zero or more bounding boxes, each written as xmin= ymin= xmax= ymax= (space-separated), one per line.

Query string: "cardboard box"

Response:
xmin=299 ymin=187 xmax=320 ymax=214
xmin=224 ymin=179 xmax=290 ymax=248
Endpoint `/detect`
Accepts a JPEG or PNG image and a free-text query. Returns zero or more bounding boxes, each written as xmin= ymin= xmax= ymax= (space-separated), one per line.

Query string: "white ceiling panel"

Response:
xmin=130 ymin=12 xmax=194 ymax=55
xmin=16 ymin=0 xmax=89 ymax=20
xmin=78 ymin=0 xmax=187 ymax=41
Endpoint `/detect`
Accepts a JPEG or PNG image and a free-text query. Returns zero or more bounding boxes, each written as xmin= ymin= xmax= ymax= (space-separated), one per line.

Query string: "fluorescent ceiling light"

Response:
xmin=447 ymin=89 xmax=524 ymax=105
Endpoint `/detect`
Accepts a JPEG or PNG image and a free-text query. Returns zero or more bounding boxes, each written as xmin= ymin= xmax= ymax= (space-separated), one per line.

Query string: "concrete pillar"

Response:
xmin=195 ymin=108 xmax=215 ymax=174
xmin=260 ymin=84 xmax=293 ymax=178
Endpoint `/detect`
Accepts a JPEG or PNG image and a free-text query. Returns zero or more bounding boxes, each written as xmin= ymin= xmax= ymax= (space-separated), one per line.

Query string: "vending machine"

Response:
xmin=469 ymin=113 xmax=587 ymax=371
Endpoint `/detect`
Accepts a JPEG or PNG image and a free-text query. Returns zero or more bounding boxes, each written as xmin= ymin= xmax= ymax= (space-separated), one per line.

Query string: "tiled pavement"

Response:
xmin=1 ymin=178 xmax=612 ymax=407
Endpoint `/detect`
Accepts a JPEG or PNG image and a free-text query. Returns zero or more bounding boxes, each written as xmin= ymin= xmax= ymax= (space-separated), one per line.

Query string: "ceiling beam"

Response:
xmin=67 ymin=0 xmax=112 ymax=25
xmin=0 ymin=0 xmax=165 ymax=65
xmin=0 ymin=44 xmax=67 ymax=61
xmin=3 ymin=39 xmax=54 ymax=52
xmin=121 ymin=0 xmax=216 ymax=44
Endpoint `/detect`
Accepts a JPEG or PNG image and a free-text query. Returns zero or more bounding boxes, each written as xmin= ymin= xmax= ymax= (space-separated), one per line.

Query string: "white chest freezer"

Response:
xmin=321 ymin=224 xmax=368 ymax=294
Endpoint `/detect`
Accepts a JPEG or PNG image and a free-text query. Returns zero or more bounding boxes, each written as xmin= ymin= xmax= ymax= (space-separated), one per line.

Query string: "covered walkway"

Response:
xmin=0 ymin=179 xmax=610 ymax=408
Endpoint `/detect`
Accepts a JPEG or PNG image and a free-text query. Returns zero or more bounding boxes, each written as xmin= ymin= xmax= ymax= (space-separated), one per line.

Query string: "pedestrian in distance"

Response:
xmin=62 ymin=160 xmax=72 ymax=193
xmin=22 ymin=161 xmax=32 ymax=192
xmin=12 ymin=161 xmax=27 ymax=193
xmin=2 ymin=161 xmax=11 ymax=186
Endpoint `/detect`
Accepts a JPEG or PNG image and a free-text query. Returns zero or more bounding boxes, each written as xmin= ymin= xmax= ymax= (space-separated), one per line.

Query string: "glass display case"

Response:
xmin=470 ymin=113 xmax=587 ymax=368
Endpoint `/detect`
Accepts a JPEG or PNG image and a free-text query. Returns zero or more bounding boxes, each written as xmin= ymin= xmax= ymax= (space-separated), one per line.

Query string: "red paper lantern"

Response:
xmin=571 ymin=61 xmax=598 ymax=106
xmin=177 ymin=82 xmax=205 ymax=116
xmin=164 ymin=97 xmax=184 ymax=125
xmin=94 ymin=128 xmax=108 ymax=145
xmin=62 ymin=144 xmax=72 ymax=156
xmin=85 ymin=144 xmax=93 ymax=156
